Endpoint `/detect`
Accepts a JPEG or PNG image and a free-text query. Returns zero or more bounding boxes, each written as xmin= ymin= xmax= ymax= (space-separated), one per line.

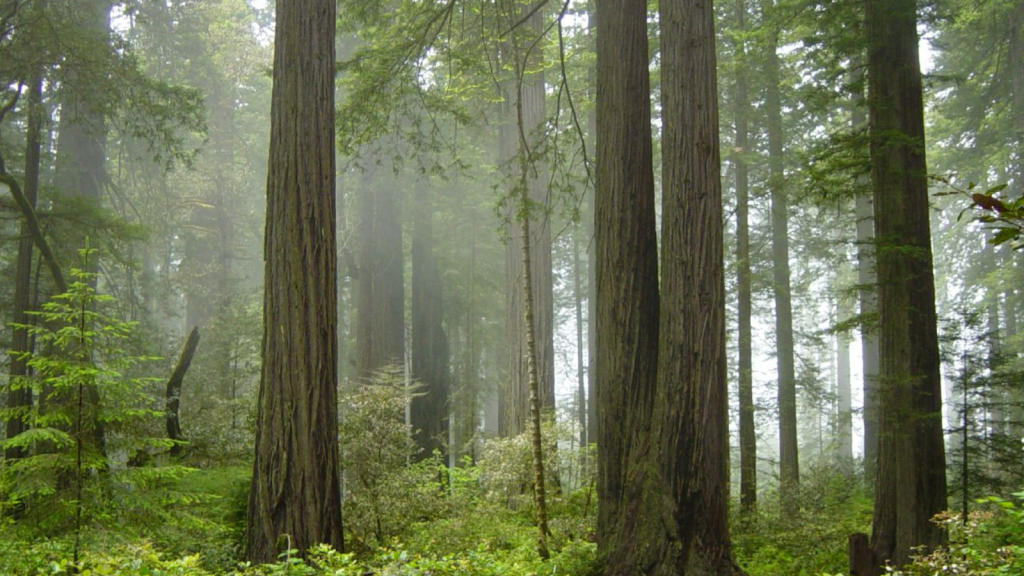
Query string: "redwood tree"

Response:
xmin=866 ymin=0 xmax=948 ymax=567
xmin=246 ymin=0 xmax=344 ymax=561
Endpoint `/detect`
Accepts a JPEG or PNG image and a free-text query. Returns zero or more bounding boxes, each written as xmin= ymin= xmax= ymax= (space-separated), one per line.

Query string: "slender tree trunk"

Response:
xmin=853 ymin=67 xmax=881 ymax=480
xmin=595 ymin=0 xmax=664 ymax=571
xmin=573 ymin=228 xmax=586 ymax=447
xmin=520 ymin=191 xmax=550 ymax=559
xmin=411 ymin=186 xmax=451 ymax=460
xmin=761 ymin=0 xmax=798 ymax=514
xmin=866 ymin=0 xmax=948 ymax=566
xmin=837 ymin=284 xmax=853 ymax=471
xmin=5 ymin=71 xmax=43 ymax=462
xmin=733 ymin=0 xmax=756 ymax=512
xmin=245 ymin=0 xmax=343 ymax=561
xmin=502 ymin=1 xmax=555 ymax=436
xmin=586 ymin=48 xmax=597 ymax=448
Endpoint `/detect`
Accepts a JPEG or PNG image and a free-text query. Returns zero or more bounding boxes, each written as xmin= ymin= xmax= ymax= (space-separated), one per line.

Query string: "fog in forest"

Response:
xmin=0 ymin=0 xmax=1022 ymax=574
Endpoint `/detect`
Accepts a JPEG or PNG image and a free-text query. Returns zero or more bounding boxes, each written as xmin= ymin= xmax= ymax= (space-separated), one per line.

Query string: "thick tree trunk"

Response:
xmin=501 ymin=2 xmax=555 ymax=436
xmin=761 ymin=0 xmax=799 ymax=514
xmin=658 ymin=0 xmax=743 ymax=571
xmin=866 ymin=0 xmax=948 ymax=567
xmin=410 ymin=187 xmax=451 ymax=460
xmin=5 ymin=72 xmax=43 ymax=462
xmin=245 ymin=0 xmax=343 ymax=561
xmin=595 ymin=0 xmax=664 ymax=572
xmin=733 ymin=0 xmax=757 ymax=513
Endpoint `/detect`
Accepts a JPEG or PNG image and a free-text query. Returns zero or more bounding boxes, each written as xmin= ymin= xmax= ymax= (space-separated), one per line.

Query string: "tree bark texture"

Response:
xmin=733 ymin=0 xmax=756 ymax=513
xmin=501 ymin=2 xmax=555 ymax=436
xmin=355 ymin=159 xmax=405 ymax=380
xmin=761 ymin=0 xmax=799 ymax=514
xmin=595 ymin=0 xmax=663 ymax=572
xmin=245 ymin=0 xmax=344 ymax=561
xmin=658 ymin=0 xmax=743 ymax=571
xmin=411 ymin=186 xmax=451 ymax=460
xmin=866 ymin=0 xmax=948 ymax=566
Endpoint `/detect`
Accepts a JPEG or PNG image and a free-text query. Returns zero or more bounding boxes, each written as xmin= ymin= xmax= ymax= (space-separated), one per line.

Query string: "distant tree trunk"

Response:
xmin=761 ymin=0 xmax=798 ymax=514
xmin=573 ymin=227 xmax=586 ymax=448
xmin=410 ymin=186 xmax=450 ymax=460
xmin=52 ymin=0 xmax=112 ymax=457
xmin=355 ymin=158 xmax=405 ymax=379
xmin=853 ymin=66 xmax=880 ymax=479
xmin=5 ymin=72 xmax=43 ymax=462
xmin=658 ymin=0 xmax=743 ymax=571
xmin=586 ymin=20 xmax=597 ymax=447
xmin=166 ymin=327 xmax=200 ymax=458
xmin=866 ymin=0 xmax=948 ymax=567
xmin=501 ymin=2 xmax=555 ymax=437
xmin=837 ymin=286 xmax=854 ymax=471
xmin=595 ymin=0 xmax=664 ymax=572
xmin=733 ymin=0 xmax=757 ymax=513
xmin=245 ymin=0 xmax=343 ymax=561
xmin=455 ymin=219 xmax=480 ymax=463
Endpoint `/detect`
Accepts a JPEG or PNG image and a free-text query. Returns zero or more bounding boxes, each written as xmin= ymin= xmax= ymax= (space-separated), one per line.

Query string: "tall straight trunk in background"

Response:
xmin=586 ymin=9 xmax=597 ymax=446
xmin=658 ymin=0 xmax=743 ymax=569
xmin=6 ymin=72 xmax=44 ymax=462
xmin=595 ymin=0 xmax=663 ymax=571
xmin=733 ymin=0 xmax=756 ymax=512
xmin=573 ymin=227 xmax=586 ymax=447
xmin=52 ymin=0 xmax=112 ymax=457
xmin=866 ymin=0 xmax=947 ymax=567
xmin=501 ymin=2 xmax=555 ymax=436
xmin=410 ymin=186 xmax=450 ymax=460
xmin=355 ymin=159 xmax=405 ymax=379
xmin=852 ymin=66 xmax=880 ymax=478
xmin=761 ymin=0 xmax=799 ymax=514
xmin=245 ymin=0 xmax=343 ymax=562
xmin=837 ymin=286 xmax=854 ymax=470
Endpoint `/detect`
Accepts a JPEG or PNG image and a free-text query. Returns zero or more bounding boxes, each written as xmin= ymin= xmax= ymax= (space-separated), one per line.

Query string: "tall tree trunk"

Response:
xmin=501 ymin=2 xmax=555 ymax=436
xmin=837 ymin=283 xmax=854 ymax=471
xmin=573 ymin=227 xmax=587 ymax=447
xmin=245 ymin=0 xmax=343 ymax=561
xmin=595 ymin=0 xmax=663 ymax=572
xmin=866 ymin=0 xmax=948 ymax=566
xmin=5 ymin=71 xmax=43 ymax=462
xmin=733 ymin=0 xmax=756 ymax=513
xmin=853 ymin=66 xmax=880 ymax=480
xmin=519 ymin=188 xmax=550 ymax=559
xmin=410 ymin=186 xmax=450 ymax=460
xmin=355 ymin=158 xmax=405 ymax=379
xmin=761 ymin=0 xmax=799 ymax=514
xmin=51 ymin=0 xmax=112 ymax=457
xmin=586 ymin=40 xmax=597 ymax=448
xmin=658 ymin=0 xmax=743 ymax=571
